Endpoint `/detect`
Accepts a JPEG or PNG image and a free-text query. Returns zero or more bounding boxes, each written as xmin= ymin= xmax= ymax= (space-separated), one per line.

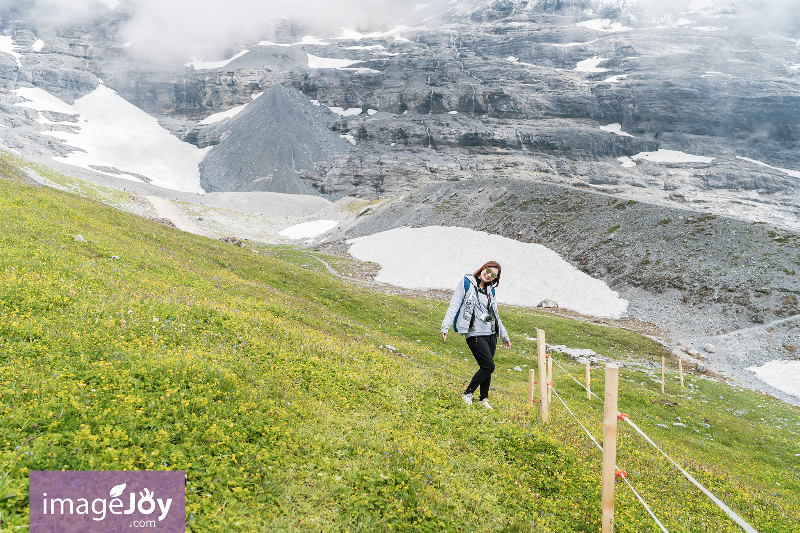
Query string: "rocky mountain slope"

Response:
xmin=198 ymin=84 xmax=349 ymax=194
xmin=0 ymin=1 xmax=798 ymax=223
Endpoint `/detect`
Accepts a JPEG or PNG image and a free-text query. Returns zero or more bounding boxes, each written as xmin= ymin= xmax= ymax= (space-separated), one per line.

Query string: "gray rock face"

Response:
xmin=199 ymin=84 xmax=350 ymax=194
xmin=2 ymin=0 xmax=799 ymax=216
xmin=343 ymin=177 xmax=800 ymax=339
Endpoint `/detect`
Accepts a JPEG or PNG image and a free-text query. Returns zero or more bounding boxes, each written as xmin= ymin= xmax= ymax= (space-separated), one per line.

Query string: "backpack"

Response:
xmin=452 ymin=277 xmax=495 ymax=332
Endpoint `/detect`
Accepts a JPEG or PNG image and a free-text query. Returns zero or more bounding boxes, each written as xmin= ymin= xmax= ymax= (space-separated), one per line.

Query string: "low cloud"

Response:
xmin=2 ymin=0 xmax=797 ymax=65
xmin=1 ymin=0 xmax=442 ymax=64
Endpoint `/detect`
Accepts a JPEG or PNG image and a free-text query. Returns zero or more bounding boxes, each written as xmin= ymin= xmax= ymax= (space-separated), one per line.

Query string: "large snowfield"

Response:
xmin=747 ymin=361 xmax=800 ymax=399
xmin=347 ymin=226 xmax=629 ymax=319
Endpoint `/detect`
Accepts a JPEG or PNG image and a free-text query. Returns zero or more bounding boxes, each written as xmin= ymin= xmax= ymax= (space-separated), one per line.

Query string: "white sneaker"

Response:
xmin=478 ymin=398 xmax=493 ymax=409
xmin=462 ymin=392 xmax=473 ymax=406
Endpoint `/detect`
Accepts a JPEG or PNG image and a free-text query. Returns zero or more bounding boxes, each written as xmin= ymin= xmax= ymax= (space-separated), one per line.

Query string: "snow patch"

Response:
xmin=198 ymin=93 xmax=263 ymax=125
xmin=737 ymin=156 xmax=800 ymax=179
xmin=279 ymin=220 xmax=339 ymax=239
xmin=340 ymin=134 xmax=356 ymax=145
xmin=186 ymin=49 xmax=249 ymax=70
xmin=307 ymin=54 xmax=357 ymax=69
xmin=345 ymin=45 xmax=385 ymax=50
xmin=618 ymin=156 xmax=636 ymax=168
xmin=575 ymin=57 xmax=609 ymax=73
xmin=0 ymin=36 xmax=22 ymax=67
xmin=329 ymin=106 xmax=362 ymax=116
xmin=549 ymin=40 xmax=597 ymax=47
xmin=576 ymin=19 xmax=631 ymax=32
xmin=631 ymin=149 xmax=714 ymax=163
xmin=32 ymin=39 xmax=44 ymax=52
xmin=298 ymin=36 xmax=329 ymax=45
xmin=15 ymin=86 xmax=206 ymax=193
xmin=603 ymin=74 xmax=628 ymax=83
xmin=747 ymin=361 xmax=800 ymax=399
xmin=98 ymin=0 xmax=119 ymax=7
xmin=600 ymin=123 xmax=633 ymax=137
xmin=347 ymin=226 xmax=628 ymax=318
xmin=257 ymin=40 xmax=292 ymax=47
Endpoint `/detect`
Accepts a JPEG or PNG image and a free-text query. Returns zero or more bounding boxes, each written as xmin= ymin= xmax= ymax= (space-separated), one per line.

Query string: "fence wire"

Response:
xmin=546 ymin=355 xmax=758 ymax=533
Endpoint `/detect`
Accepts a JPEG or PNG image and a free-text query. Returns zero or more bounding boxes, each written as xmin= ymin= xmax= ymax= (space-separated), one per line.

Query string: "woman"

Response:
xmin=440 ymin=261 xmax=511 ymax=409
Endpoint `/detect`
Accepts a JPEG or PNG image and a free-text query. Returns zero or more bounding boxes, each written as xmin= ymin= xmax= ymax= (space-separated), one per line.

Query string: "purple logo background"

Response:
xmin=30 ymin=470 xmax=185 ymax=532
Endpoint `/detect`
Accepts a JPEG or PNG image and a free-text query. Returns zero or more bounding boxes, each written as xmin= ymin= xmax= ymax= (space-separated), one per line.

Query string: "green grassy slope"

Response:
xmin=1 ymin=155 xmax=799 ymax=532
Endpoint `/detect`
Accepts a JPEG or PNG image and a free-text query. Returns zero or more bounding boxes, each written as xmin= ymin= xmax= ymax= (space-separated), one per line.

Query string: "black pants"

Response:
xmin=464 ymin=334 xmax=497 ymax=401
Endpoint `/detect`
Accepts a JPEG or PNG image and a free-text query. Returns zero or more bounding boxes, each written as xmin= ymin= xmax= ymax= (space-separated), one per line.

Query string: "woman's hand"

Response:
xmin=441 ymin=332 xmax=447 ymax=342
xmin=502 ymin=340 xmax=511 ymax=349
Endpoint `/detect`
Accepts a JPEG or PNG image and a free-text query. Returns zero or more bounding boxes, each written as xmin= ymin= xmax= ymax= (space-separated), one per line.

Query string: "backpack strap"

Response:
xmin=452 ymin=277 xmax=471 ymax=332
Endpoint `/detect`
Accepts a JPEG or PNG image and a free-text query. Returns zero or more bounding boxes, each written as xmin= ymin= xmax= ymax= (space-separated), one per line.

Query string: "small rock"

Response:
xmin=698 ymin=423 xmax=711 ymax=429
xmin=74 ymin=234 xmax=87 ymax=243
xmin=673 ymin=422 xmax=686 ymax=428
xmin=513 ymin=366 xmax=522 ymax=372
xmin=656 ymin=424 xmax=669 ymax=429
xmin=385 ymin=345 xmax=397 ymax=352
xmin=703 ymin=343 xmax=716 ymax=353
xmin=111 ymin=255 xmax=120 ymax=260
xmin=536 ymin=299 xmax=559 ymax=309
xmin=696 ymin=363 xmax=707 ymax=373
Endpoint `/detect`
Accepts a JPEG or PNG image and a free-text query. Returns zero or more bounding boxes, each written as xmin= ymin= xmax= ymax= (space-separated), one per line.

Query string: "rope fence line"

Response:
xmin=622 ymin=417 xmax=758 ymax=533
xmin=551 ymin=385 xmax=670 ymax=533
xmin=545 ymin=353 xmax=759 ymax=533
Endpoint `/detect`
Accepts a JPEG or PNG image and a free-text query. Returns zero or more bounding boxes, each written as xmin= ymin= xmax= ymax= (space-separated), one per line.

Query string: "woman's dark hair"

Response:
xmin=473 ymin=260 xmax=502 ymax=287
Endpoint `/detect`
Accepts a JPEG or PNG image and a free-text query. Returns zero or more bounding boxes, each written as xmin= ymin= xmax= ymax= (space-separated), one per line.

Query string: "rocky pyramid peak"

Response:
xmin=199 ymin=84 xmax=350 ymax=195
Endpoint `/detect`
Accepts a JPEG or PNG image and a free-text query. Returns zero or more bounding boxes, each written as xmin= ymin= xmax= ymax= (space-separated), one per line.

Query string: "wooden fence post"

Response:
xmin=528 ymin=368 xmax=535 ymax=405
xmin=601 ymin=363 xmax=620 ymax=533
xmin=586 ymin=360 xmax=591 ymax=400
xmin=547 ymin=353 xmax=553 ymax=405
xmin=679 ymin=359 xmax=684 ymax=388
xmin=661 ymin=356 xmax=665 ymax=395
xmin=537 ymin=329 xmax=548 ymax=423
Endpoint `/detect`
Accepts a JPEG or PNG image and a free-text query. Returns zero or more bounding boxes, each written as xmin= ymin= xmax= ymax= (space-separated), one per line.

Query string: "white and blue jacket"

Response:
xmin=440 ymin=275 xmax=509 ymax=341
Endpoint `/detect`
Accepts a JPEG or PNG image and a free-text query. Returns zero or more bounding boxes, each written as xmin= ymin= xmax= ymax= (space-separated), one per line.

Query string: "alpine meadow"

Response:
xmin=1 ymin=152 xmax=799 ymax=532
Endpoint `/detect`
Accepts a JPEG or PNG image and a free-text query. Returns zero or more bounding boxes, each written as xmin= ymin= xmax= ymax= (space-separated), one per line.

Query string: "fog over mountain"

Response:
xmin=3 ymin=0 xmax=798 ymax=64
